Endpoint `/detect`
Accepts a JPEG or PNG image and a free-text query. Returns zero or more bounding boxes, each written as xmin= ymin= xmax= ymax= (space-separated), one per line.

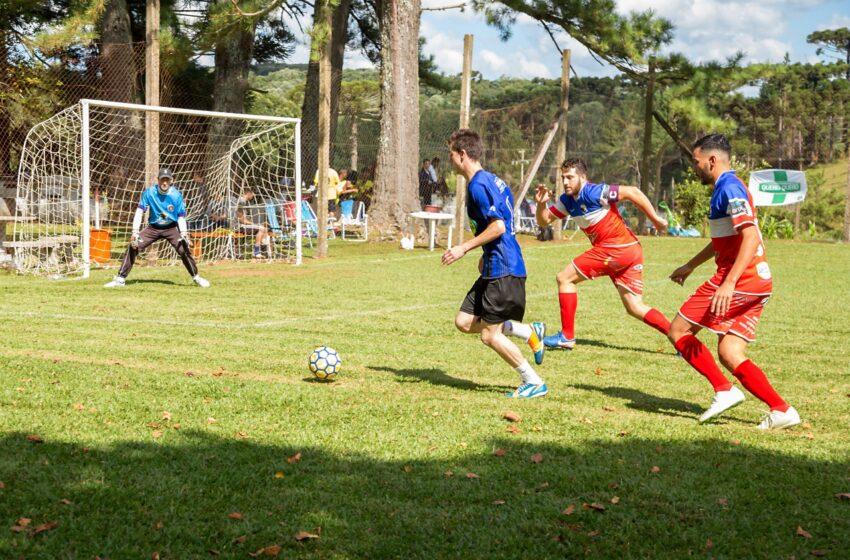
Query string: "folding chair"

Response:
xmin=340 ymin=200 xmax=368 ymax=241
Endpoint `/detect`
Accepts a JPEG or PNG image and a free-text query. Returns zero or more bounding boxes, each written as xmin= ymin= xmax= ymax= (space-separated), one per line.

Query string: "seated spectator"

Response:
xmin=233 ymin=190 xmax=270 ymax=259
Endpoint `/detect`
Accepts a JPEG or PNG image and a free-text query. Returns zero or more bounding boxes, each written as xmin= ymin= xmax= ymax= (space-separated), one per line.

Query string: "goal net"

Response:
xmin=13 ymin=99 xmax=302 ymax=278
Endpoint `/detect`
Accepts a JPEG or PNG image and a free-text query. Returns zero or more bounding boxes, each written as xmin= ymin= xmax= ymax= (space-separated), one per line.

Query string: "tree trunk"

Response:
xmin=369 ymin=0 xmax=421 ymax=239
xmin=0 ymin=32 xmax=11 ymax=175
xmin=316 ymin=0 xmax=332 ymax=258
xmin=844 ymin=152 xmax=850 ymax=242
xmin=99 ymin=0 xmax=137 ymax=103
xmin=207 ymin=0 xmax=257 ymax=184
xmin=300 ymin=0 xmax=352 ymax=186
xmin=638 ymin=58 xmax=655 ymax=235
xmin=552 ymin=49 xmax=570 ymax=240
xmin=350 ymin=117 xmax=358 ymax=170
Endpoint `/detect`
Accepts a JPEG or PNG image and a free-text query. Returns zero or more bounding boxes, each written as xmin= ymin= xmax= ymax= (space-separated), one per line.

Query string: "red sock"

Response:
xmin=733 ymin=360 xmax=789 ymax=411
xmin=642 ymin=308 xmax=670 ymax=335
xmin=674 ymin=334 xmax=732 ymax=392
xmin=558 ymin=292 xmax=577 ymax=340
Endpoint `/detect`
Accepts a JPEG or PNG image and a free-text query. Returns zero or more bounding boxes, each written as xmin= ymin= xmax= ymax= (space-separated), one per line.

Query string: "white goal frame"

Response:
xmin=16 ymin=99 xmax=302 ymax=278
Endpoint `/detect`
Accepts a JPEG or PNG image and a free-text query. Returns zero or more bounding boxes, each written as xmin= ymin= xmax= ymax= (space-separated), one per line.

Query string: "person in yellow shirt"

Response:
xmin=314 ymin=167 xmax=340 ymax=217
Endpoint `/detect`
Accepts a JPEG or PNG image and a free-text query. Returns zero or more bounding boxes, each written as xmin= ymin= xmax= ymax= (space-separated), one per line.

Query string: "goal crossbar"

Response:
xmin=80 ymin=99 xmax=301 ymax=124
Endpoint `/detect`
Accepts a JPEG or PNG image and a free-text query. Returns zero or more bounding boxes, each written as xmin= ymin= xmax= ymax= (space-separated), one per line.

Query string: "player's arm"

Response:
xmin=616 ymin=186 xmax=667 ymax=232
xmin=175 ymin=191 xmax=191 ymax=244
xmin=670 ymin=242 xmax=714 ymax=285
xmin=130 ymin=190 xmax=148 ymax=248
xmin=534 ymin=185 xmax=557 ymax=227
xmin=442 ymin=218 xmax=505 ymax=266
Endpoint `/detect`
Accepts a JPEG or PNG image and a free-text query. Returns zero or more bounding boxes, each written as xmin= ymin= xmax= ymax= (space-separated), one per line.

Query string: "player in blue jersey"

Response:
xmin=441 ymin=129 xmax=547 ymax=398
xmin=104 ymin=168 xmax=210 ymax=288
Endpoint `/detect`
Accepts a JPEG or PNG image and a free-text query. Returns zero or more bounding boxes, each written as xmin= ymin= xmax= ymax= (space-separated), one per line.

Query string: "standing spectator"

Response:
xmin=314 ymin=167 xmax=341 ymax=218
xmin=419 ymin=158 xmax=435 ymax=207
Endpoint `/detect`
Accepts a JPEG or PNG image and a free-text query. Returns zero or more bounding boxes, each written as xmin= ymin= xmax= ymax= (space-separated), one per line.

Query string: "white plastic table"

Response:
xmin=409 ymin=211 xmax=455 ymax=251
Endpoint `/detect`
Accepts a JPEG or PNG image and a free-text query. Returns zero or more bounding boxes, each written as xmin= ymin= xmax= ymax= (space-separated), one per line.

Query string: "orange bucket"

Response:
xmin=90 ymin=228 xmax=112 ymax=264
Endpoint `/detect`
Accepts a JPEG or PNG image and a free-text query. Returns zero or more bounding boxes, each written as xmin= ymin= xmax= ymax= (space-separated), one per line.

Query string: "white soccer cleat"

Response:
xmin=757 ymin=406 xmax=801 ymax=430
xmin=193 ymin=275 xmax=211 ymax=288
xmin=699 ymin=386 xmax=745 ymax=423
xmin=104 ymin=276 xmax=126 ymax=288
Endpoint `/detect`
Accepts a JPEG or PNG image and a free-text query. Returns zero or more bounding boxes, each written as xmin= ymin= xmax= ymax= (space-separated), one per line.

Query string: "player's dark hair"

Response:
xmin=448 ymin=129 xmax=484 ymax=161
xmin=561 ymin=157 xmax=588 ymax=176
xmin=693 ymin=133 xmax=731 ymax=155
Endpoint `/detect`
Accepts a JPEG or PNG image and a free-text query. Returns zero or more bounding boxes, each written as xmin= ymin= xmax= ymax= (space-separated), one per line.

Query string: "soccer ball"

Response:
xmin=309 ymin=346 xmax=341 ymax=380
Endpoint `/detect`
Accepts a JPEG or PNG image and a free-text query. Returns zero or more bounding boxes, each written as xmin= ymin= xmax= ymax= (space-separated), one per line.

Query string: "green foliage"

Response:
xmin=672 ymin=171 xmax=710 ymax=231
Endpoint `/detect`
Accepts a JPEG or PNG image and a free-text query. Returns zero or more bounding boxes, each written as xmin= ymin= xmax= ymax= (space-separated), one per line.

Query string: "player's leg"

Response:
xmin=454 ymin=310 xmax=484 ymax=334
xmin=717 ymin=321 xmax=799 ymax=430
xmin=668 ymin=285 xmax=744 ymax=422
xmin=164 ymin=226 xmax=209 ymax=287
xmin=503 ymin=319 xmax=545 ymax=365
xmin=543 ymin=262 xmax=585 ymax=349
xmin=612 ymin=245 xmax=670 ymax=335
xmin=105 ymin=226 xmax=161 ymax=286
xmin=615 ymin=286 xmax=670 ymax=335
xmin=480 ymin=321 xmax=546 ymax=398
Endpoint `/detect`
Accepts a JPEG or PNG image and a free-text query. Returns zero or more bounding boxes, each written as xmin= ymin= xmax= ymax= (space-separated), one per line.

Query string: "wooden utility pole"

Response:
xmin=639 ymin=57 xmax=655 ymax=235
xmin=453 ymin=34 xmax=473 ymax=247
xmin=316 ymin=1 xmax=333 ymax=258
xmin=553 ymin=49 xmax=571 ymax=240
xmin=844 ymin=154 xmax=850 ymax=242
xmin=145 ymin=0 xmax=160 ymax=186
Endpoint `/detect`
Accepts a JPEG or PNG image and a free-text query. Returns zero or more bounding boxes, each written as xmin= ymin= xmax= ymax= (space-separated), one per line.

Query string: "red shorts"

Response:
xmin=571 ymin=243 xmax=644 ymax=295
xmin=678 ymin=281 xmax=771 ymax=342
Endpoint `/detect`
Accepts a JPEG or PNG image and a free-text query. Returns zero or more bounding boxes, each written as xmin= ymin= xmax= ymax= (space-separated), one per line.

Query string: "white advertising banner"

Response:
xmin=747 ymin=169 xmax=807 ymax=206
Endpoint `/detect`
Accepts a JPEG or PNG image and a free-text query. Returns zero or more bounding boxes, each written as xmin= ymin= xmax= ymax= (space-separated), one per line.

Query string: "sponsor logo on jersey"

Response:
xmin=167 ymin=204 xmax=175 ymax=212
xmin=756 ymin=261 xmax=771 ymax=280
xmin=729 ymin=198 xmax=751 ymax=218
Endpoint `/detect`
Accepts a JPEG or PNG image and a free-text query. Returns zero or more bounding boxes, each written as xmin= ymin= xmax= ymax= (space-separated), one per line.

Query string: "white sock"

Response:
xmin=515 ymin=360 xmax=543 ymax=385
xmin=503 ymin=320 xmax=532 ymax=341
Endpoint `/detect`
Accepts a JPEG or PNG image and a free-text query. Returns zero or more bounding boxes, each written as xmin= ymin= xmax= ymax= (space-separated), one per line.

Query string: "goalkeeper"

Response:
xmin=104 ymin=168 xmax=210 ymax=288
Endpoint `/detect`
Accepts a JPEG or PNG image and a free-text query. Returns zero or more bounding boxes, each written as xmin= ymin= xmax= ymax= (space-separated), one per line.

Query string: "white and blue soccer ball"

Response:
xmin=309 ymin=346 xmax=341 ymax=380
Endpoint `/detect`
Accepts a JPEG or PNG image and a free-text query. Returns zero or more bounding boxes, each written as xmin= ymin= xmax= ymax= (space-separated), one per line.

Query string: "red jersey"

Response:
xmin=708 ymin=171 xmax=772 ymax=295
xmin=547 ymin=182 xmax=639 ymax=248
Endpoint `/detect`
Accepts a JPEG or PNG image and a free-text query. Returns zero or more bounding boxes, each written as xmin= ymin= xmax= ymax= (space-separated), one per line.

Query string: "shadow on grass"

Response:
xmin=575 ymin=338 xmax=672 ymax=356
xmin=124 ymin=278 xmax=179 ymax=286
xmin=572 ymin=384 xmax=705 ymax=420
xmin=0 ymin=431 xmax=846 ymax=558
xmin=368 ymin=365 xmax=512 ymax=392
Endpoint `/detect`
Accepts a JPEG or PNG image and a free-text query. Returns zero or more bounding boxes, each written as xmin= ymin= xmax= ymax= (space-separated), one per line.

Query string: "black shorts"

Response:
xmin=459 ymin=275 xmax=526 ymax=325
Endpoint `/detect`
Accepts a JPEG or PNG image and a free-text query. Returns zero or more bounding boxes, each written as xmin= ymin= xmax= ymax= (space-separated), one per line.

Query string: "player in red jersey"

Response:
xmin=534 ymin=157 xmax=670 ymax=350
xmin=668 ymin=133 xmax=800 ymax=429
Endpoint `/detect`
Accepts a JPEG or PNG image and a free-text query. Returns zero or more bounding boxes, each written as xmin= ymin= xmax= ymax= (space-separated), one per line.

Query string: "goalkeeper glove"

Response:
xmin=130 ymin=232 xmax=140 ymax=249
xmin=181 ymin=231 xmax=192 ymax=247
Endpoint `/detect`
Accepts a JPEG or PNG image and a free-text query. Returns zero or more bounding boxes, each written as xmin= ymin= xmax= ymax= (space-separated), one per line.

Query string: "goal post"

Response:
xmin=13 ymin=99 xmax=302 ymax=279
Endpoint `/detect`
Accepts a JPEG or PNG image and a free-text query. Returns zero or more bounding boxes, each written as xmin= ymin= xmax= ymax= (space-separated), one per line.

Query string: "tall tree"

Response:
xmin=300 ymin=0 xmax=353 ymax=184
xmin=0 ymin=1 xmax=70 ymax=175
xmin=808 ymin=28 xmax=850 ymax=155
xmin=368 ymin=0 xmax=422 ymax=238
xmin=99 ymin=0 xmax=138 ymax=102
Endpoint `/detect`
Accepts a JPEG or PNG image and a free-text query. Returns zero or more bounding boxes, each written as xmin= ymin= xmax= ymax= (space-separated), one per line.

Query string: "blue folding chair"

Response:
xmin=339 ymin=199 xmax=355 ymax=220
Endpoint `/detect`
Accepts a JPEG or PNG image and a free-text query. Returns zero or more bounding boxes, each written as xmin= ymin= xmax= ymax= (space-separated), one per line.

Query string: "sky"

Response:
xmin=286 ymin=0 xmax=850 ymax=80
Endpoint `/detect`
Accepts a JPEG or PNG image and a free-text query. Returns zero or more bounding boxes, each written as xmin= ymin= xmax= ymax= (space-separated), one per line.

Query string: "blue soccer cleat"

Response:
xmin=543 ymin=331 xmax=576 ymax=350
xmin=530 ymin=321 xmax=546 ymax=365
xmin=505 ymin=383 xmax=548 ymax=399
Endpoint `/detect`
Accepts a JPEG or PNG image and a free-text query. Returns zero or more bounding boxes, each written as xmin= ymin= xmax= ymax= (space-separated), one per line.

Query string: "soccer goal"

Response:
xmin=12 ymin=99 xmax=302 ymax=278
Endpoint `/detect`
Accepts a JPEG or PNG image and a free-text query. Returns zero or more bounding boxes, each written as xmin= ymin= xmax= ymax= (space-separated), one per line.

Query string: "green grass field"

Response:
xmin=1 ymin=236 xmax=849 ymax=558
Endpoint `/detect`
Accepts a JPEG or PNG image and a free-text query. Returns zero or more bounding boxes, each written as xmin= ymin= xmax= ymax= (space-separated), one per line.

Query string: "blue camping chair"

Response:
xmin=339 ymin=199 xmax=355 ymax=220
xmin=301 ymin=200 xmax=335 ymax=240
